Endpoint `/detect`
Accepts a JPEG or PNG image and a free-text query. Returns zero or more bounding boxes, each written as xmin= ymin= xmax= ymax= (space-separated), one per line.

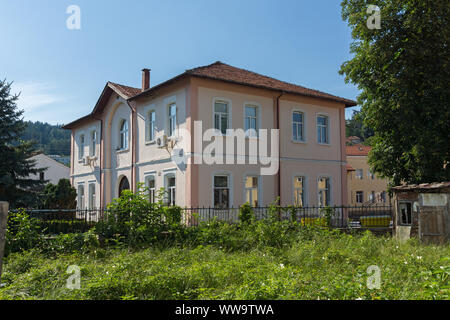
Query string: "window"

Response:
xmin=77 ymin=185 xmax=85 ymax=210
xmin=317 ymin=115 xmax=329 ymax=144
xmin=213 ymin=175 xmax=229 ymax=208
xmin=39 ymin=172 xmax=45 ymax=181
xmin=168 ymin=104 xmax=177 ymax=137
xmin=245 ymin=176 xmax=259 ymax=207
xmin=118 ymin=176 xmax=130 ymax=196
xmin=90 ymin=131 xmax=97 ymax=157
xmin=146 ymin=176 xmax=156 ymax=203
xmin=381 ymin=191 xmax=387 ymax=203
xmin=88 ymin=183 xmax=96 ymax=209
xmin=356 ymin=191 xmax=364 ymax=203
xmin=356 ymin=169 xmax=363 ymax=179
xmin=294 ymin=176 xmax=305 ymax=207
xmin=318 ymin=177 xmax=331 ymax=207
xmin=292 ymin=111 xmax=305 ymax=142
xmin=214 ymin=101 xmax=229 ymax=134
xmin=368 ymin=170 xmax=375 ymax=180
xmin=399 ymin=202 xmax=412 ymax=225
xmin=119 ymin=120 xmax=129 ymax=150
xmin=245 ymin=105 xmax=258 ymax=136
xmin=368 ymin=191 xmax=375 ymax=203
xmin=79 ymin=134 xmax=85 ymax=159
xmin=165 ymin=174 xmax=176 ymax=206
xmin=147 ymin=111 xmax=156 ymax=141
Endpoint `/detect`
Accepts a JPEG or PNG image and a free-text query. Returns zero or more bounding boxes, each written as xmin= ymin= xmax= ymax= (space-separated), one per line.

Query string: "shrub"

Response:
xmin=238 ymin=203 xmax=254 ymax=224
xmin=5 ymin=209 xmax=42 ymax=255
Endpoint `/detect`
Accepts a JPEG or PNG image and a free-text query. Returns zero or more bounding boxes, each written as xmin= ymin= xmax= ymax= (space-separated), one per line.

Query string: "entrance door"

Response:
xmin=118 ymin=176 xmax=130 ymax=196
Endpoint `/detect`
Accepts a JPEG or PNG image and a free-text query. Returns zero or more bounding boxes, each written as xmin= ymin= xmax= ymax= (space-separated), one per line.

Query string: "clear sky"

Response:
xmin=0 ymin=0 xmax=360 ymax=125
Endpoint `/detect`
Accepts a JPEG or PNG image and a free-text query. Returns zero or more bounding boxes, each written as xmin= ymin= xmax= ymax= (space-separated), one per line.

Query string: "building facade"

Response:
xmin=27 ymin=153 xmax=70 ymax=185
xmin=346 ymin=145 xmax=390 ymax=205
xmin=63 ymin=62 xmax=356 ymax=209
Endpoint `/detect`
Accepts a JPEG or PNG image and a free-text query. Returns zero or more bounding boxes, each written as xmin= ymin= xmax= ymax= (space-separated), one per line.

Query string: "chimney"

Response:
xmin=142 ymin=68 xmax=150 ymax=91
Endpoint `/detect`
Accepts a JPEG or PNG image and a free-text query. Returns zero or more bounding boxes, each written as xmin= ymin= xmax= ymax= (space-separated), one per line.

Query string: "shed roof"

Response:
xmin=392 ymin=182 xmax=450 ymax=192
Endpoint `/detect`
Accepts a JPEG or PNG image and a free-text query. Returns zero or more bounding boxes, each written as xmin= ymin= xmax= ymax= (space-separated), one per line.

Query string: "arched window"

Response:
xmin=119 ymin=120 xmax=129 ymax=150
xmin=118 ymin=176 xmax=130 ymax=196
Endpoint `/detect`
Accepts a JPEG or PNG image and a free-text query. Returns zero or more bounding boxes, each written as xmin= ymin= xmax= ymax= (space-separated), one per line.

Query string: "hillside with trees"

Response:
xmin=21 ymin=121 xmax=71 ymax=156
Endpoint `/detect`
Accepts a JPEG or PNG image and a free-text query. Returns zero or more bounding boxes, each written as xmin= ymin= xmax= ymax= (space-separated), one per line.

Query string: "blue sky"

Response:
xmin=0 ymin=0 xmax=360 ymax=125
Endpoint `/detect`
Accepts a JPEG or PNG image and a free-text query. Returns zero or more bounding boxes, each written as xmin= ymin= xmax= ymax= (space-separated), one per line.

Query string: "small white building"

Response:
xmin=27 ymin=153 xmax=70 ymax=184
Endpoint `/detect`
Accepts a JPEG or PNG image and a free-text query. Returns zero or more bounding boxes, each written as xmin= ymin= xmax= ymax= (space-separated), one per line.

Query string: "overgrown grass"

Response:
xmin=1 ymin=228 xmax=448 ymax=300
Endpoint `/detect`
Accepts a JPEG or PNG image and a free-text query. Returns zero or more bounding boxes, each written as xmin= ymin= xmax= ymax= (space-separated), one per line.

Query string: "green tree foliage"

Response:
xmin=340 ymin=0 xmax=450 ymax=185
xmin=40 ymin=178 xmax=77 ymax=209
xmin=345 ymin=110 xmax=374 ymax=143
xmin=0 ymin=79 xmax=46 ymax=208
xmin=21 ymin=121 xmax=71 ymax=156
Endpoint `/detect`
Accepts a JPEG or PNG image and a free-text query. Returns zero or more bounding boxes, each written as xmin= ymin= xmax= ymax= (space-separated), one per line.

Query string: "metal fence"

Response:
xmin=10 ymin=205 xmax=393 ymax=234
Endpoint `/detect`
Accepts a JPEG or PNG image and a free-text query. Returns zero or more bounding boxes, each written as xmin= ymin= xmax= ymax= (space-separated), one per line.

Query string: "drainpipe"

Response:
xmin=93 ymin=117 xmax=103 ymax=209
xmin=126 ymin=101 xmax=137 ymax=193
xmin=275 ymin=92 xmax=284 ymax=204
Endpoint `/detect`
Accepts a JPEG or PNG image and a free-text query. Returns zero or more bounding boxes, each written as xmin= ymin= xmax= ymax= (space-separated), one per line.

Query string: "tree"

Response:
xmin=0 ymin=79 xmax=46 ymax=208
xmin=346 ymin=109 xmax=374 ymax=143
xmin=40 ymin=179 xmax=77 ymax=209
xmin=340 ymin=0 xmax=450 ymax=186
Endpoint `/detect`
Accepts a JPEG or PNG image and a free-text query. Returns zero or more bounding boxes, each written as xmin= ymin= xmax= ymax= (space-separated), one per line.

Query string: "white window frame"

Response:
xmin=244 ymin=103 xmax=260 ymax=137
xmin=164 ymin=172 xmax=176 ymax=206
xmin=293 ymin=176 xmax=307 ymax=207
xmin=316 ymin=114 xmax=329 ymax=144
xmin=355 ymin=169 xmax=364 ymax=179
xmin=90 ymin=130 xmax=97 ymax=157
xmin=88 ymin=183 xmax=96 ymax=209
xmin=145 ymin=175 xmax=156 ymax=203
xmin=244 ymin=175 xmax=260 ymax=207
xmin=79 ymin=134 xmax=85 ymax=159
xmin=292 ymin=110 xmax=306 ymax=142
xmin=213 ymin=98 xmax=232 ymax=136
xmin=119 ymin=119 xmax=129 ymax=150
xmin=213 ymin=174 xmax=230 ymax=208
xmin=317 ymin=176 xmax=332 ymax=207
xmin=77 ymin=184 xmax=85 ymax=210
xmin=146 ymin=110 xmax=156 ymax=142
xmin=168 ymin=103 xmax=177 ymax=137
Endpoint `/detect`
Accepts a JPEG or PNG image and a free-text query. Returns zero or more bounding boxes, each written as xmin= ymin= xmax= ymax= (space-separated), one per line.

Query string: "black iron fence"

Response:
xmin=9 ymin=205 xmax=393 ymax=234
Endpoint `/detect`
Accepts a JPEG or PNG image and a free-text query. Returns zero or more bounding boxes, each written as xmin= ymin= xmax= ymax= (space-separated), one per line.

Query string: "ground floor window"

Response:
xmin=77 ymin=185 xmax=85 ymax=210
xmin=88 ymin=183 xmax=96 ymax=209
xmin=146 ymin=176 xmax=156 ymax=203
xmin=399 ymin=202 xmax=412 ymax=225
xmin=356 ymin=191 xmax=364 ymax=203
xmin=294 ymin=176 xmax=305 ymax=207
xmin=118 ymin=176 xmax=130 ymax=197
xmin=165 ymin=174 xmax=176 ymax=206
xmin=245 ymin=176 xmax=259 ymax=207
xmin=213 ymin=175 xmax=229 ymax=208
xmin=318 ymin=177 xmax=330 ymax=207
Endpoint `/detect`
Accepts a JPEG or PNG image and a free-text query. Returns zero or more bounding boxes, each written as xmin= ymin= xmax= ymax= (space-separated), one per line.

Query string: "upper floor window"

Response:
xmin=381 ymin=191 xmax=387 ymax=203
xmin=90 ymin=130 xmax=97 ymax=157
xmin=213 ymin=175 xmax=229 ymax=208
xmin=39 ymin=172 xmax=45 ymax=181
xmin=245 ymin=105 xmax=258 ymax=136
xmin=292 ymin=111 xmax=305 ymax=142
xmin=367 ymin=170 xmax=375 ymax=180
xmin=294 ymin=176 xmax=305 ymax=207
xmin=119 ymin=120 xmax=129 ymax=150
xmin=356 ymin=169 xmax=363 ymax=179
xmin=147 ymin=110 xmax=156 ymax=142
xmin=168 ymin=104 xmax=177 ymax=137
xmin=318 ymin=176 xmax=331 ymax=207
xmin=214 ymin=100 xmax=229 ymax=135
xmin=317 ymin=115 xmax=329 ymax=144
xmin=79 ymin=134 xmax=85 ymax=159
xmin=245 ymin=176 xmax=259 ymax=207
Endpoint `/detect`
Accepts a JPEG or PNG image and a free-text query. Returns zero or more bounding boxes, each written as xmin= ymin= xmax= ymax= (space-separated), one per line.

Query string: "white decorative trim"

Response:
xmin=212 ymin=97 xmax=232 ymax=136
xmin=291 ymin=108 xmax=307 ymax=143
xmin=211 ymin=171 xmax=233 ymax=207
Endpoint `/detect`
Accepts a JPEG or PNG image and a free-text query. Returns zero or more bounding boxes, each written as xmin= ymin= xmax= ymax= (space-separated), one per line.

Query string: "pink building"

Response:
xmin=63 ymin=62 xmax=356 ymax=209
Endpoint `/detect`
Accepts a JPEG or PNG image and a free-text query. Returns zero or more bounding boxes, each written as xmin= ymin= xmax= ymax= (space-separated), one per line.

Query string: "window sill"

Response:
xmin=145 ymin=140 xmax=156 ymax=146
xmin=116 ymin=148 xmax=130 ymax=154
xmin=291 ymin=139 xmax=307 ymax=144
xmin=317 ymin=142 xmax=331 ymax=146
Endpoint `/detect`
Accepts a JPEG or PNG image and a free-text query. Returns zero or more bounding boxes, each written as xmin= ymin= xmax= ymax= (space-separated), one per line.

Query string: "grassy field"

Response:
xmin=1 ymin=228 xmax=448 ymax=300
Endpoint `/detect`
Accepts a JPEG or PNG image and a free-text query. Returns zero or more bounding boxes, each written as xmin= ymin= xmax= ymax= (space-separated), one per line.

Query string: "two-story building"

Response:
xmin=63 ymin=62 xmax=356 ymax=209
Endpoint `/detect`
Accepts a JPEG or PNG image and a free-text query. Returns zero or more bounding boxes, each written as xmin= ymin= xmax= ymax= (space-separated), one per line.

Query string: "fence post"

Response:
xmin=0 ymin=201 xmax=9 ymax=285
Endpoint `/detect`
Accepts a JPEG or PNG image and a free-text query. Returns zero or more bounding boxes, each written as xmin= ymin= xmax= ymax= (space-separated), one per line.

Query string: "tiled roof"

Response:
xmin=346 ymin=144 xmax=372 ymax=156
xmin=184 ymin=62 xmax=357 ymax=106
xmin=392 ymin=182 xmax=450 ymax=191
xmin=108 ymin=82 xmax=141 ymax=99
xmin=346 ymin=164 xmax=355 ymax=171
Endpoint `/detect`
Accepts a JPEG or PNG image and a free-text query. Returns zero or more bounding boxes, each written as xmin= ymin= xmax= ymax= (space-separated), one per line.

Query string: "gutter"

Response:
xmin=126 ymin=100 xmax=137 ymax=193
xmin=275 ymin=91 xmax=284 ymax=203
xmin=93 ymin=116 xmax=103 ymax=209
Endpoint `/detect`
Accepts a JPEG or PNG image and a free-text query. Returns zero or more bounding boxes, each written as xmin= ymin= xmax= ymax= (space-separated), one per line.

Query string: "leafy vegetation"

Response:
xmin=21 ymin=121 xmax=71 ymax=156
xmin=40 ymin=179 xmax=77 ymax=209
xmin=340 ymin=0 xmax=450 ymax=185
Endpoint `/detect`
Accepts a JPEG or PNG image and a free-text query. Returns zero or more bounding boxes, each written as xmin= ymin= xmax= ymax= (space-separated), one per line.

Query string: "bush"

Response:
xmin=238 ymin=203 xmax=254 ymax=224
xmin=5 ymin=209 xmax=42 ymax=255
